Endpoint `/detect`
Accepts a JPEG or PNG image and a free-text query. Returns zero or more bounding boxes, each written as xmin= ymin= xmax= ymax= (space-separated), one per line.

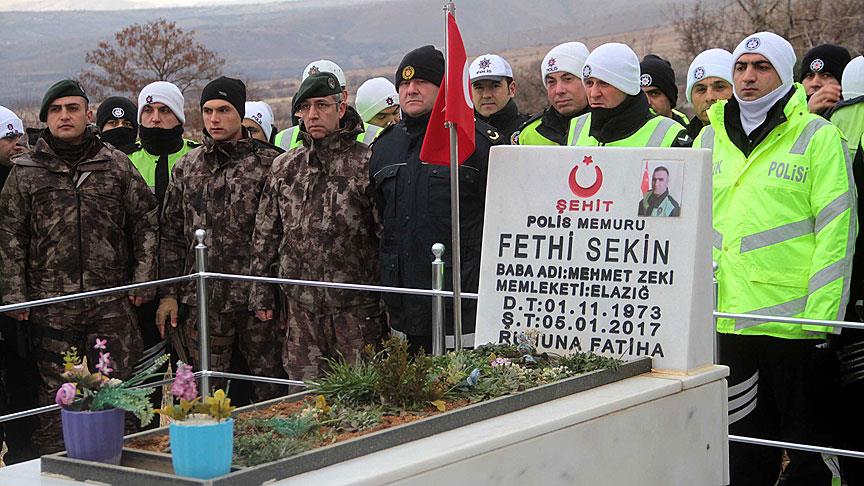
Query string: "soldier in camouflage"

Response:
xmin=250 ymin=72 xmax=388 ymax=380
xmin=157 ymin=77 xmax=285 ymax=399
xmin=0 ymin=80 xmax=158 ymax=453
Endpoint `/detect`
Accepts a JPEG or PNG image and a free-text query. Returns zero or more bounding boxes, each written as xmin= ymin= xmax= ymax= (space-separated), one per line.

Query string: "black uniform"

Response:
xmin=369 ymin=113 xmax=500 ymax=352
xmin=475 ymin=99 xmax=529 ymax=145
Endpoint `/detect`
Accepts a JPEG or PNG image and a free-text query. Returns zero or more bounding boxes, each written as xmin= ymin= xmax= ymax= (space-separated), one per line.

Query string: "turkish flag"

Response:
xmin=420 ymin=12 xmax=475 ymax=166
xmin=641 ymin=160 xmax=650 ymax=194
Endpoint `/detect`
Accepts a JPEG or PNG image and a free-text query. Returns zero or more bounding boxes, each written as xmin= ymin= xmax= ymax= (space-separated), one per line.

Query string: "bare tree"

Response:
xmin=672 ymin=0 xmax=863 ymax=60
xmin=80 ymin=18 xmax=224 ymax=97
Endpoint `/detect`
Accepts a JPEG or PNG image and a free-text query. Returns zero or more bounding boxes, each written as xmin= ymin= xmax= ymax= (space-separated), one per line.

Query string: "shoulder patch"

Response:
xmin=186 ymin=140 xmax=201 ymax=148
xmin=510 ymin=131 xmax=520 ymax=144
xmin=486 ymin=128 xmax=500 ymax=142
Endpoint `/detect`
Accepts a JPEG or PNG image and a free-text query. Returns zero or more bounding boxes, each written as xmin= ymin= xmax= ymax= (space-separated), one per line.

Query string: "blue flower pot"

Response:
xmin=61 ymin=407 xmax=125 ymax=465
xmin=169 ymin=418 xmax=233 ymax=479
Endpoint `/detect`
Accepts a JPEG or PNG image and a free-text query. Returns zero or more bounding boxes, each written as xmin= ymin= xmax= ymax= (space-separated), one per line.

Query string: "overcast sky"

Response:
xmin=1 ymin=0 xmax=307 ymax=11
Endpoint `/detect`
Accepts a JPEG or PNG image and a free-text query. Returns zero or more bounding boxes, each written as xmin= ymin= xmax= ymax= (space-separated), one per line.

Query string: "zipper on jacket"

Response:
xmin=74 ymin=181 xmax=85 ymax=291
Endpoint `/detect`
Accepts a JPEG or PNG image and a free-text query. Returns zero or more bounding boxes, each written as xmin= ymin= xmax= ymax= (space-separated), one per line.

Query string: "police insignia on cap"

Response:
xmin=693 ymin=66 xmax=706 ymax=80
xmin=386 ymin=97 xmax=394 ymax=106
xmin=478 ymin=58 xmax=491 ymax=71
xmin=810 ymin=59 xmax=825 ymax=72
xmin=402 ymin=66 xmax=415 ymax=80
xmin=111 ymin=107 xmax=125 ymax=118
xmin=146 ymin=95 xmax=154 ymax=104
xmin=582 ymin=64 xmax=591 ymax=78
xmin=327 ymin=77 xmax=337 ymax=89
xmin=7 ymin=123 xmax=14 ymax=131
xmin=640 ymin=74 xmax=653 ymax=87
xmin=745 ymin=37 xmax=760 ymax=50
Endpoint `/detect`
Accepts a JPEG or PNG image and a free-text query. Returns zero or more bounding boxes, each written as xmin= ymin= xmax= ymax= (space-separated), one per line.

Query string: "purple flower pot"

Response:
xmin=61 ymin=407 xmax=125 ymax=465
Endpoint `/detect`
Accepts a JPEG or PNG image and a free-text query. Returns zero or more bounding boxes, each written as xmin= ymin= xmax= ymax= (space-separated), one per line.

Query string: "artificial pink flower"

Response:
xmin=93 ymin=338 xmax=107 ymax=350
xmin=55 ymin=382 xmax=77 ymax=407
xmin=171 ymin=361 xmax=198 ymax=401
xmin=95 ymin=352 xmax=113 ymax=376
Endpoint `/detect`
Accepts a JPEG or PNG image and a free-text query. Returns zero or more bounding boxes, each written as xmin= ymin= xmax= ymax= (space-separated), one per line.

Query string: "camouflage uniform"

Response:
xmin=0 ymin=131 xmax=157 ymax=453
xmin=160 ymin=136 xmax=285 ymax=399
xmin=250 ymin=108 xmax=388 ymax=380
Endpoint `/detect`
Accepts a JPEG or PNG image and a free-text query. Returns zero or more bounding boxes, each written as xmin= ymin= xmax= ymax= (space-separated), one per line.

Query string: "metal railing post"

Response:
xmin=194 ymin=229 xmax=211 ymax=397
xmin=712 ymin=260 xmax=719 ymax=364
xmin=431 ymin=243 xmax=446 ymax=356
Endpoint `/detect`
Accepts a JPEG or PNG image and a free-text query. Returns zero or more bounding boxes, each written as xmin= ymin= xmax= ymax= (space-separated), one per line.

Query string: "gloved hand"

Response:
xmin=155 ymin=297 xmax=179 ymax=338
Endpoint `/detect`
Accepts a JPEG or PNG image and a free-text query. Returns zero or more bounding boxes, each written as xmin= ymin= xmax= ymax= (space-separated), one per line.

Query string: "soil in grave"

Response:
xmin=125 ymin=396 xmax=471 ymax=466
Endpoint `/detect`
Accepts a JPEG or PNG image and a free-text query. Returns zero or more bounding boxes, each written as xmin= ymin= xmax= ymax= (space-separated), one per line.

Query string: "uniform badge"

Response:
xmin=385 ymin=97 xmax=394 ymax=106
xmin=146 ymin=95 xmax=154 ymax=104
xmin=111 ymin=107 xmax=125 ymax=118
xmin=693 ymin=66 xmax=706 ymax=80
xmin=640 ymin=74 xmax=653 ymax=87
xmin=478 ymin=58 xmax=491 ymax=70
xmin=7 ymin=123 xmax=13 ymax=131
xmin=327 ymin=77 xmax=337 ymax=89
xmin=510 ymin=131 xmax=520 ymax=144
xmin=582 ymin=64 xmax=591 ymax=78
xmin=745 ymin=37 xmax=760 ymax=50
xmin=487 ymin=128 xmax=499 ymax=141
xmin=308 ymin=66 xmax=320 ymax=76
xmin=402 ymin=66 xmax=415 ymax=80
xmin=810 ymin=58 xmax=824 ymax=72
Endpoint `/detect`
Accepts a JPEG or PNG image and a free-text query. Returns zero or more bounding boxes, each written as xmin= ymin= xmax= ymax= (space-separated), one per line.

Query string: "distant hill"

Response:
xmin=0 ymin=0 xmax=695 ymax=105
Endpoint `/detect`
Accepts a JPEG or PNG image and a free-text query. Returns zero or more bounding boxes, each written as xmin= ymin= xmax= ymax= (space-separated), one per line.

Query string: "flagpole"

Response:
xmin=443 ymin=0 xmax=463 ymax=350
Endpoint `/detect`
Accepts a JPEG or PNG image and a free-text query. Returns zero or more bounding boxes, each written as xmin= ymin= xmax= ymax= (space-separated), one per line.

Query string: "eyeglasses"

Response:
xmin=296 ymin=101 xmax=339 ymax=114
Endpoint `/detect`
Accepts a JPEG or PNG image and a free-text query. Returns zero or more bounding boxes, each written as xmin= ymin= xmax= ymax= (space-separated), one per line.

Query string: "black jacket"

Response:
xmin=369 ymin=113 xmax=500 ymax=336
xmin=475 ymin=99 xmax=529 ymax=145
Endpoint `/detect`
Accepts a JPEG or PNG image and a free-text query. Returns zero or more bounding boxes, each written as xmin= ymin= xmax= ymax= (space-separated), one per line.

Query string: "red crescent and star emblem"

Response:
xmin=568 ymin=155 xmax=603 ymax=198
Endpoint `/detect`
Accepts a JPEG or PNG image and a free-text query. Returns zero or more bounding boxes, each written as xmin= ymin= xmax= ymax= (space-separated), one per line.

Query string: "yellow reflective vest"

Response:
xmin=566 ymin=113 xmax=684 ymax=147
xmin=694 ymin=84 xmax=856 ymax=339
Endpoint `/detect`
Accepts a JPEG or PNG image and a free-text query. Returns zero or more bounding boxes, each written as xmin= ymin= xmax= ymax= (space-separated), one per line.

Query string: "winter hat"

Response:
xmin=96 ymin=96 xmax=138 ymax=131
xmin=244 ymin=101 xmax=274 ymax=141
xmin=395 ymin=45 xmax=445 ymax=88
xmin=200 ymin=76 xmax=246 ymax=120
xmin=686 ymin=49 xmax=734 ymax=103
xmin=302 ymin=60 xmax=347 ymax=88
xmin=541 ymin=42 xmax=590 ymax=80
xmin=732 ymin=32 xmax=796 ymax=87
xmin=581 ymin=43 xmax=641 ymax=96
xmin=0 ymin=106 xmax=24 ymax=139
xmin=842 ymin=56 xmax=864 ymax=100
xmin=292 ymin=73 xmax=343 ymax=113
xmin=799 ymin=44 xmax=851 ymax=83
xmin=39 ymin=79 xmax=88 ymax=122
xmin=470 ymin=54 xmax=513 ymax=82
xmin=138 ymin=81 xmax=186 ymax=125
xmin=640 ymin=54 xmax=678 ymax=107
xmin=356 ymin=77 xmax=399 ymax=123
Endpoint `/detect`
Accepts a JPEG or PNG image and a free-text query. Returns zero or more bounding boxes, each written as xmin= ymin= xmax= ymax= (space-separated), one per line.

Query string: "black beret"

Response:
xmin=292 ymin=72 xmax=342 ymax=113
xmin=39 ymin=79 xmax=89 ymax=122
xmin=395 ymin=45 xmax=445 ymax=88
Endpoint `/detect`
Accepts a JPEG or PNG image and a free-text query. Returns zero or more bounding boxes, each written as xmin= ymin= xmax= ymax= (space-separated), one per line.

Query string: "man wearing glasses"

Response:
xmin=251 ymin=72 xmax=387 ymax=380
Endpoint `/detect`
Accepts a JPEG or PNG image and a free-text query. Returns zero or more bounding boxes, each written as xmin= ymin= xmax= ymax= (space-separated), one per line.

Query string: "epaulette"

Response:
xmin=518 ymin=109 xmax=546 ymax=130
xmin=475 ymin=119 xmax=501 ymax=144
xmin=186 ymin=140 xmax=202 ymax=148
xmin=251 ymin=138 xmax=285 ymax=154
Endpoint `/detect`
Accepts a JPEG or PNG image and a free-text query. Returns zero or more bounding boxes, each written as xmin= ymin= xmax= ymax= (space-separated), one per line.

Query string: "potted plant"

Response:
xmin=156 ymin=361 xmax=236 ymax=479
xmin=55 ymin=338 xmax=168 ymax=465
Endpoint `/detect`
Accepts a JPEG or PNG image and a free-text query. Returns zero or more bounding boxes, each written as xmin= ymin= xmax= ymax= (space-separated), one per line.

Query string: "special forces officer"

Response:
xmin=568 ymin=43 xmax=687 ymax=147
xmin=369 ymin=45 xmax=500 ymax=353
xmin=157 ymin=76 xmax=285 ymax=399
xmin=514 ymin=41 xmax=590 ymax=145
xmin=251 ymin=73 xmax=387 ymax=380
xmin=694 ymin=32 xmax=855 ymax=485
xmin=0 ymin=80 xmax=158 ymax=453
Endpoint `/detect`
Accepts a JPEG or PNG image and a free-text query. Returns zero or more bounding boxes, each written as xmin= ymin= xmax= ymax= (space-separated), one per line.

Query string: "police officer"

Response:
xmin=0 ymin=107 xmax=27 ymax=187
xmin=0 ymin=80 xmax=158 ymax=454
xmin=640 ymin=54 xmax=689 ymax=125
xmin=798 ymin=44 xmax=851 ymax=116
xmin=684 ymin=49 xmax=733 ymax=139
xmin=251 ymin=72 xmax=387 ymax=380
xmin=568 ymin=43 xmax=687 ymax=147
xmin=693 ymin=32 xmax=855 ymax=485
xmin=242 ymin=101 xmax=276 ymax=143
xmin=95 ymin=96 xmax=139 ymax=154
xmin=157 ymin=76 xmax=285 ymax=401
xmin=369 ymin=45 xmax=500 ymax=353
xmin=356 ymin=77 xmax=401 ymax=129
xmin=514 ymin=42 xmax=590 ymax=145
xmin=128 ymin=81 xmax=198 ymax=208
xmin=469 ymin=54 xmax=529 ymax=142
